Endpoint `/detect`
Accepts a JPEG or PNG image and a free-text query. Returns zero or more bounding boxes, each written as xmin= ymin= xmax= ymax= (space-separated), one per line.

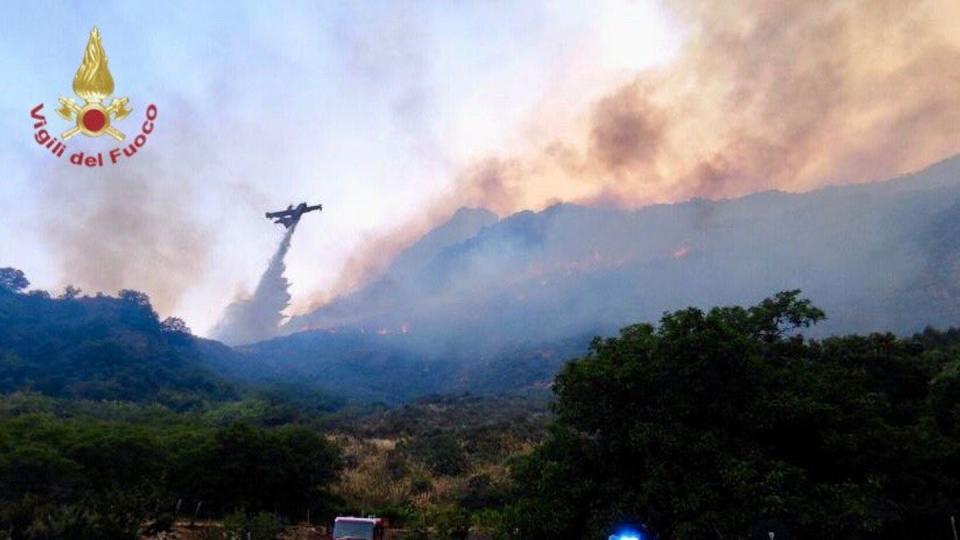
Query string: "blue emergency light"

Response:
xmin=609 ymin=528 xmax=644 ymax=540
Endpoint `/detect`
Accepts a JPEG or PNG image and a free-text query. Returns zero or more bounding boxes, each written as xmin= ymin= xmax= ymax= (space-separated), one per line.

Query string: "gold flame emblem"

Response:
xmin=56 ymin=27 xmax=131 ymax=141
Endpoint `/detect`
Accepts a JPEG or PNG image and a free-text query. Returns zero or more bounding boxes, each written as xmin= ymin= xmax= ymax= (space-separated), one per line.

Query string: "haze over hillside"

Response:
xmin=285 ymin=155 xmax=960 ymax=354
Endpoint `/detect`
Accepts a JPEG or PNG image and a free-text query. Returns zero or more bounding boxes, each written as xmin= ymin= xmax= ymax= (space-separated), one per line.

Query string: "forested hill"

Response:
xmin=0 ymin=271 xmax=234 ymax=407
xmin=0 ymin=266 xmax=576 ymax=407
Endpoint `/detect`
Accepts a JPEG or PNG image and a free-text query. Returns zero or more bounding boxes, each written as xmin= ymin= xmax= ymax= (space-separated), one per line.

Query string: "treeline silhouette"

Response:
xmin=0 ymin=267 xmax=232 ymax=407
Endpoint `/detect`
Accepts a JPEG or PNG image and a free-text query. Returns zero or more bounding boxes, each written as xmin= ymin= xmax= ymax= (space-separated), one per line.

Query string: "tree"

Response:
xmin=190 ymin=424 xmax=342 ymax=517
xmin=59 ymin=285 xmax=82 ymax=300
xmin=502 ymin=291 xmax=960 ymax=540
xmin=160 ymin=317 xmax=191 ymax=335
xmin=117 ymin=289 xmax=159 ymax=329
xmin=118 ymin=289 xmax=150 ymax=307
xmin=0 ymin=268 xmax=29 ymax=294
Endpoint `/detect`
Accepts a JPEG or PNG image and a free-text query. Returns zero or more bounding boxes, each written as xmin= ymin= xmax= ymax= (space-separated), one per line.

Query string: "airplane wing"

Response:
xmin=266 ymin=202 xmax=321 ymax=227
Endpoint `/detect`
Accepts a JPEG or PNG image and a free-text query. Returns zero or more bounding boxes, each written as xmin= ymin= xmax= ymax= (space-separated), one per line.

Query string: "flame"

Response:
xmin=72 ymin=26 xmax=114 ymax=102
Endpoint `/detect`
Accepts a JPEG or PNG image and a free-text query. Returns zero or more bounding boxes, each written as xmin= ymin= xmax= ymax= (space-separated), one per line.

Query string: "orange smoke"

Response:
xmin=306 ymin=0 xmax=960 ymax=311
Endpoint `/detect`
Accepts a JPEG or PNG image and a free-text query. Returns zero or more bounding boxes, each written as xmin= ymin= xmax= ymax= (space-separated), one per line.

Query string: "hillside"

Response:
xmin=206 ymin=155 xmax=960 ymax=403
xmin=286 ymin=155 xmax=960 ymax=355
xmin=203 ymin=330 xmax=585 ymax=404
xmin=5 ymin=270 xmax=960 ymax=538
xmin=0 ymin=283 xmax=235 ymax=407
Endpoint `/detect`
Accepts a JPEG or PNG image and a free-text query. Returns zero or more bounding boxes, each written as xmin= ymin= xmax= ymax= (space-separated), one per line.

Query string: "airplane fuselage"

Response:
xmin=265 ymin=202 xmax=322 ymax=229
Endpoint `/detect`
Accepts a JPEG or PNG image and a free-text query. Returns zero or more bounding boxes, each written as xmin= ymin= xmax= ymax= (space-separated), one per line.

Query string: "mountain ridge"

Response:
xmin=200 ymin=154 xmax=960 ymax=402
xmin=287 ymin=153 xmax=960 ymax=353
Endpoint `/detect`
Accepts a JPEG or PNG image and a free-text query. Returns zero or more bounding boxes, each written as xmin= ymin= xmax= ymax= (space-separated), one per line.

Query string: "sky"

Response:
xmin=2 ymin=0 xmax=959 ymax=336
xmin=0 ymin=0 xmax=682 ymax=334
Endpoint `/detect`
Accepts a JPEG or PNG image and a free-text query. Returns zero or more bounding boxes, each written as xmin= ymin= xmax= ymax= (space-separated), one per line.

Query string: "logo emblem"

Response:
xmin=56 ymin=26 xmax=131 ymax=141
xmin=30 ymin=25 xmax=157 ymax=166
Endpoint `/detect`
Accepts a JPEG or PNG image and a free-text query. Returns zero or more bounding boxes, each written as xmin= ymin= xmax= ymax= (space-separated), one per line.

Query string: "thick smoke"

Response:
xmin=40 ymin=151 xmax=211 ymax=316
xmin=306 ymin=0 xmax=960 ymax=307
xmin=211 ymin=224 xmax=297 ymax=345
xmin=289 ymin=155 xmax=960 ymax=356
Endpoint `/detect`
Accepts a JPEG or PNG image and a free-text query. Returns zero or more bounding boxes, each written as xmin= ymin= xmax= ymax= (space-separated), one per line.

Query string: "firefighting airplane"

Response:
xmin=265 ymin=202 xmax=322 ymax=229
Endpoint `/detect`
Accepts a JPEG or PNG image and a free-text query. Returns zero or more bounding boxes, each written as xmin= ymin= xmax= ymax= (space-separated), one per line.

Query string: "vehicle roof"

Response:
xmin=334 ymin=517 xmax=382 ymax=524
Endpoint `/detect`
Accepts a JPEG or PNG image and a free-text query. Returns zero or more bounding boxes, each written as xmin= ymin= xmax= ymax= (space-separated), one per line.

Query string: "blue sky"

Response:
xmin=0 ymin=0 xmax=681 ymax=333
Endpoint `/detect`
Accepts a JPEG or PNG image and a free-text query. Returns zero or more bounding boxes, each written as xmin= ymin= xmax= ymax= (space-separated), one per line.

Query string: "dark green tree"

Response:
xmin=0 ymin=268 xmax=29 ymax=294
xmin=59 ymin=285 xmax=83 ymax=300
xmin=502 ymin=291 xmax=960 ymax=539
xmin=160 ymin=316 xmax=192 ymax=335
xmin=187 ymin=423 xmax=342 ymax=517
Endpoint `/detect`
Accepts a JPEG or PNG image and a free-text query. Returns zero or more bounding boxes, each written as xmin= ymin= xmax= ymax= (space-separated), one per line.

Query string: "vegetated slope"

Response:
xmin=328 ymin=393 xmax=551 ymax=441
xmin=205 ymin=330 xmax=585 ymax=404
xmin=288 ymin=154 xmax=960 ymax=354
xmin=0 ymin=287 xmax=234 ymax=406
xmin=213 ymin=330 xmax=457 ymax=404
xmin=212 ymin=155 xmax=960 ymax=402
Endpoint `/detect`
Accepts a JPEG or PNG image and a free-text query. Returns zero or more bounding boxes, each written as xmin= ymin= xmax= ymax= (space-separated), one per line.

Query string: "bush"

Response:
xmin=428 ymin=505 xmax=470 ymax=540
xmin=404 ymin=433 xmax=467 ymax=477
xmin=222 ymin=511 xmax=286 ymax=540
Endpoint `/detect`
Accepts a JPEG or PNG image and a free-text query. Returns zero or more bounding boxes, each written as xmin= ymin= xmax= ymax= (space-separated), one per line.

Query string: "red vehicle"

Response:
xmin=332 ymin=516 xmax=384 ymax=540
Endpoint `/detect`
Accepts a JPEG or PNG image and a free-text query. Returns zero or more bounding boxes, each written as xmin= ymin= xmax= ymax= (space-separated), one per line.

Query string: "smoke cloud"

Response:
xmin=40 ymin=158 xmax=210 ymax=316
xmin=308 ymin=0 xmax=960 ymax=307
xmin=211 ymin=224 xmax=297 ymax=345
xmin=290 ymin=155 xmax=960 ymax=358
